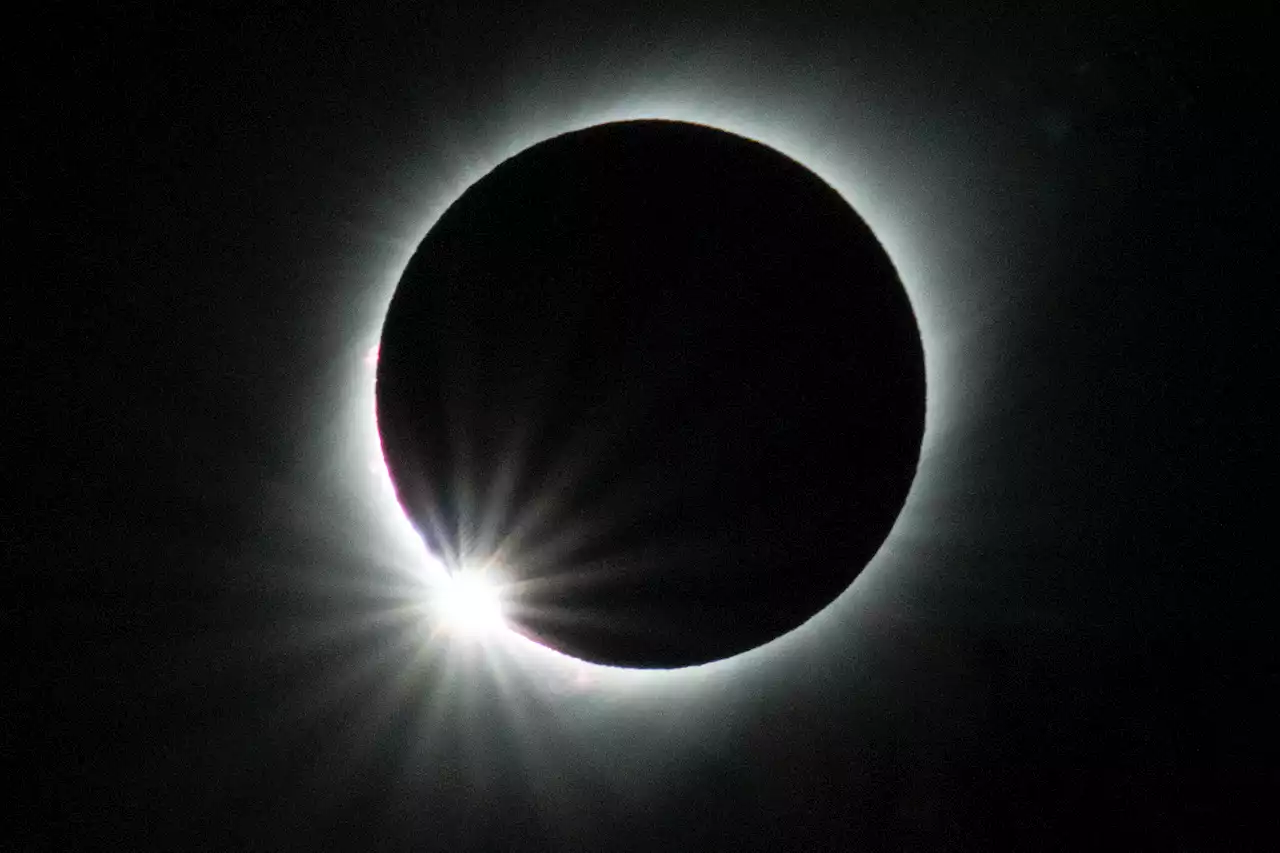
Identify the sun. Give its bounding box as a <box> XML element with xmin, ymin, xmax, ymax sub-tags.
<box><xmin>353</xmin><ymin>86</ymin><xmax>953</xmax><ymax>679</ymax></box>
<box><xmin>433</xmin><ymin>566</ymin><xmax>510</xmax><ymax>638</ymax></box>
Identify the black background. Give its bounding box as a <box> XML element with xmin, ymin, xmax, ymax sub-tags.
<box><xmin>16</xmin><ymin>3</ymin><xmax>1267</xmax><ymax>850</ymax></box>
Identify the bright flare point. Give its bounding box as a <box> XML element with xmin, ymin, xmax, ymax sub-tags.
<box><xmin>434</xmin><ymin>568</ymin><xmax>509</xmax><ymax>637</ymax></box>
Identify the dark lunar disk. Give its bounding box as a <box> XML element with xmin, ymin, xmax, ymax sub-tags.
<box><xmin>376</xmin><ymin>120</ymin><xmax>925</xmax><ymax>668</ymax></box>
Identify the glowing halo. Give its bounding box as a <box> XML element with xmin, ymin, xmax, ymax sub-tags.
<box><xmin>341</xmin><ymin>83</ymin><xmax>971</xmax><ymax>691</ymax></box>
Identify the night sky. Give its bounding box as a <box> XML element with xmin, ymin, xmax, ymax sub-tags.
<box><xmin>18</xmin><ymin>3</ymin><xmax>1266</xmax><ymax>850</ymax></box>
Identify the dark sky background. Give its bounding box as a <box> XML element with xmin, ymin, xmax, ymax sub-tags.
<box><xmin>18</xmin><ymin>3</ymin><xmax>1266</xmax><ymax>850</ymax></box>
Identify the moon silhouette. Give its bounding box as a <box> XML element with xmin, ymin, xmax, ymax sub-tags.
<box><xmin>376</xmin><ymin>119</ymin><xmax>925</xmax><ymax>668</ymax></box>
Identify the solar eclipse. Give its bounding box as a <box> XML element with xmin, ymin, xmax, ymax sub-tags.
<box><xmin>375</xmin><ymin>120</ymin><xmax>924</xmax><ymax>668</ymax></box>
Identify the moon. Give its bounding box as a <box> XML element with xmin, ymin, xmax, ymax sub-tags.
<box><xmin>376</xmin><ymin>119</ymin><xmax>925</xmax><ymax>668</ymax></box>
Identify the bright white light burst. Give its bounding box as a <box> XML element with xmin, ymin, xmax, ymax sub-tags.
<box><xmin>434</xmin><ymin>568</ymin><xmax>510</xmax><ymax>638</ymax></box>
